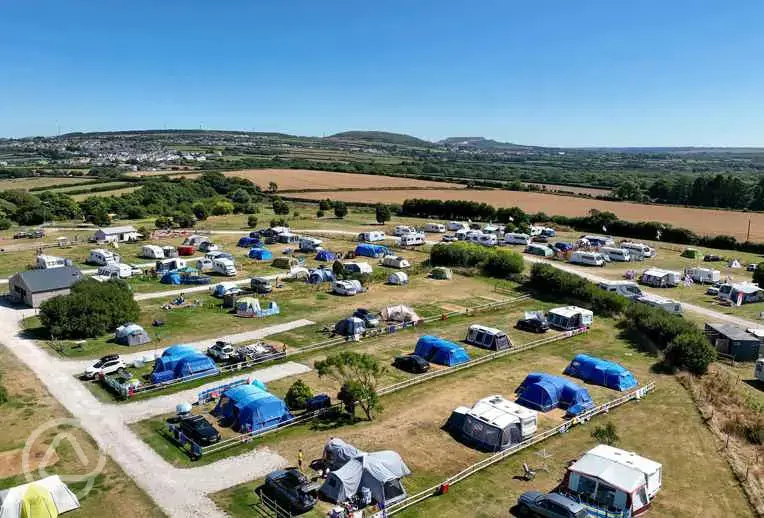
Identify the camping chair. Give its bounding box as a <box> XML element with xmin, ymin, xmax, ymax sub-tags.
<box><xmin>521</xmin><ymin>463</ymin><xmax>536</xmax><ymax>481</ymax></box>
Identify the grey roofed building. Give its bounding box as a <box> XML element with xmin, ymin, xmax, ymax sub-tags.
<box><xmin>704</xmin><ymin>322</ymin><xmax>762</xmax><ymax>362</ymax></box>
<box><xmin>93</xmin><ymin>225</ymin><xmax>140</xmax><ymax>243</ymax></box>
<box><xmin>8</xmin><ymin>267</ymin><xmax>83</xmax><ymax>308</ymax></box>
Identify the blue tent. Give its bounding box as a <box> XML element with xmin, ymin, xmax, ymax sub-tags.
<box><xmin>315</xmin><ymin>250</ymin><xmax>336</xmax><ymax>262</ymax></box>
<box><xmin>213</xmin><ymin>384</ymin><xmax>293</xmax><ymax>432</ymax></box>
<box><xmin>248</xmin><ymin>247</ymin><xmax>273</xmax><ymax>260</ymax></box>
<box><xmin>238</xmin><ymin>236</ymin><xmax>261</xmax><ymax>248</ymax></box>
<box><xmin>515</xmin><ymin>373</ymin><xmax>594</xmax><ymax>416</ymax></box>
<box><xmin>160</xmin><ymin>270</ymin><xmax>181</xmax><ymax>285</ymax></box>
<box><xmin>414</xmin><ymin>335</ymin><xmax>470</xmax><ymax>366</ymax></box>
<box><xmin>154</xmin><ymin>345</ymin><xmax>198</xmax><ymax>371</ymax></box>
<box><xmin>354</xmin><ymin>243</ymin><xmax>389</xmax><ymax>258</ymax></box>
<box><xmin>563</xmin><ymin>354</ymin><xmax>637</xmax><ymax>391</ymax></box>
<box><xmin>308</xmin><ymin>268</ymin><xmax>335</xmax><ymax>284</ymax></box>
<box><xmin>151</xmin><ymin>345</ymin><xmax>218</xmax><ymax>383</ymax></box>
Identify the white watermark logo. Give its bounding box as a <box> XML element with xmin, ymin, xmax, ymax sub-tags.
<box><xmin>22</xmin><ymin>418</ymin><xmax>107</xmax><ymax>499</ymax></box>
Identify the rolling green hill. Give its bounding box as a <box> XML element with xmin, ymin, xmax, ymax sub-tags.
<box><xmin>327</xmin><ymin>130</ymin><xmax>434</xmax><ymax>147</ymax></box>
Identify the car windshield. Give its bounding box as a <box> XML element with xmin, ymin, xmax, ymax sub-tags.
<box><xmin>92</xmin><ymin>360</ymin><xmax>105</xmax><ymax>368</ymax></box>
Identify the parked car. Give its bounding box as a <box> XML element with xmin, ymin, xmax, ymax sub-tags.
<box><xmin>353</xmin><ymin>308</ymin><xmax>380</xmax><ymax>328</ymax></box>
<box><xmin>553</xmin><ymin>242</ymin><xmax>573</xmax><ymax>252</ymax></box>
<box><xmin>442</xmin><ymin>235</ymin><xmax>458</xmax><ymax>243</ymax></box>
<box><xmin>178</xmin><ymin>415</ymin><xmax>221</xmax><ymax>446</ymax></box>
<box><xmin>259</xmin><ymin>468</ymin><xmax>316</xmax><ymax>514</ymax></box>
<box><xmin>251</xmin><ymin>276</ymin><xmax>273</xmax><ymax>294</ymax></box>
<box><xmin>515</xmin><ymin>491</ymin><xmax>587</xmax><ymax>518</ymax></box>
<box><xmin>531</xmin><ymin>235</ymin><xmax>549</xmax><ymax>243</ymax></box>
<box><xmin>393</xmin><ymin>354</ymin><xmax>430</xmax><ymax>373</ymax></box>
<box><xmin>704</xmin><ymin>254</ymin><xmax>723</xmax><ymax>262</ymax></box>
<box><xmin>84</xmin><ymin>354</ymin><xmax>126</xmax><ymax>379</ymax></box>
<box><xmin>516</xmin><ymin>318</ymin><xmax>549</xmax><ymax>333</ymax></box>
<box><xmin>706</xmin><ymin>286</ymin><xmax>720</xmax><ymax>296</ymax></box>
<box><xmin>207</xmin><ymin>341</ymin><xmax>236</xmax><ymax>362</ymax></box>
<box><xmin>747</xmin><ymin>263</ymin><xmax>758</xmax><ymax>272</ymax></box>
<box><xmin>13</xmin><ymin>231</ymin><xmax>30</xmax><ymax>239</ymax></box>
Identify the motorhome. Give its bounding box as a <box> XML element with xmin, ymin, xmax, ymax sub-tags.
<box><xmin>183</xmin><ymin>235</ymin><xmax>210</xmax><ymax>247</ymax></box>
<box><xmin>343</xmin><ymin>262</ymin><xmax>373</xmax><ymax>275</ymax></box>
<box><xmin>635</xmin><ymin>294</ymin><xmax>683</xmax><ymax>314</ymax></box>
<box><xmin>213</xmin><ymin>258</ymin><xmax>237</xmax><ymax>276</ymax></box>
<box><xmin>465</xmin><ymin>230</ymin><xmax>484</xmax><ymax>242</ymax></box>
<box><xmin>447</xmin><ymin>221</ymin><xmax>469</xmax><ymax>231</ymax></box>
<box><xmin>504</xmin><ymin>233</ymin><xmax>531</xmax><ymax>245</ymax></box>
<box><xmin>400</xmin><ymin>233</ymin><xmax>426</xmax><ymax>246</ymax></box>
<box><xmin>569</xmin><ymin>251</ymin><xmax>606</xmax><ymax>267</ymax></box>
<box><xmin>298</xmin><ymin>237</ymin><xmax>323</xmax><ymax>252</ymax></box>
<box><xmin>686</xmin><ymin>267</ymin><xmax>721</xmax><ymax>284</ymax></box>
<box><xmin>455</xmin><ymin>228</ymin><xmax>470</xmax><ymax>241</ymax></box>
<box><xmin>381</xmin><ymin>255</ymin><xmax>410</xmax><ymax>269</ymax></box>
<box><xmin>524</xmin><ymin>244</ymin><xmax>553</xmax><ymax>257</ymax></box>
<box><xmin>482</xmin><ymin>224</ymin><xmax>503</xmax><ymax>235</ymax></box>
<box><xmin>621</xmin><ymin>242</ymin><xmax>655</xmax><ymax>259</ymax></box>
<box><xmin>140</xmin><ymin>245</ymin><xmax>165</xmax><ymax>259</ymax></box>
<box><xmin>597</xmin><ymin>281</ymin><xmax>643</xmax><ymax>299</ymax></box>
<box><xmin>87</xmin><ymin>249</ymin><xmax>120</xmax><ymax>266</ymax></box>
<box><xmin>393</xmin><ymin>225</ymin><xmax>416</xmax><ymax>237</ymax></box>
<box><xmin>478</xmin><ymin>234</ymin><xmax>498</xmax><ymax>247</ymax></box>
<box><xmin>423</xmin><ymin>222</ymin><xmax>446</xmax><ymax>233</ymax></box>
<box><xmin>600</xmin><ymin>246</ymin><xmax>631</xmax><ymax>262</ymax></box>
<box><xmin>35</xmin><ymin>255</ymin><xmax>69</xmax><ymax>269</ymax></box>
<box><xmin>358</xmin><ymin>231</ymin><xmax>386</xmax><ymax>242</ymax></box>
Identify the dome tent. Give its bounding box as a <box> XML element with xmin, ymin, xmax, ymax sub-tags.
<box><xmin>114</xmin><ymin>323</ymin><xmax>151</xmax><ymax>346</ymax></box>
<box><xmin>0</xmin><ymin>475</ymin><xmax>80</xmax><ymax>518</ymax></box>
<box><xmin>354</xmin><ymin>243</ymin><xmax>389</xmax><ymax>258</ymax></box>
<box><xmin>315</xmin><ymin>250</ymin><xmax>336</xmax><ymax>262</ymax></box>
<box><xmin>212</xmin><ymin>384</ymin><xmax>292</xmax><ymax>433</ymax></box>
<box><xmin>248</xmin><ymin>247</ymin><xmax>273</xmax><ymax>260</ymax></box>
<box><xmin>515</xmin><ymin>373</ymin><xmax>594</xmax><ymax>416</ymax></box>
<box><xmin>414</xmin><ymin>335</ymin><xmax>470</xmax><ymax>366</ymax></box>
<box><xmin>150</xmin><ymin>345</ymin><xmax>218</xmax><ymax>383</ymax></box>
<box><xmin>387</xmin><ymin>271</ymin><xmax>408</xmax><ymax>285</ymax></box>
<box><xmin>308</xmin><ymin>268</ymin><xmax>335</xmax><ymax>284</ymax></box>
<box><xmin>320</xmin><ymin>450</ymin><xmax>411</xmax><ymax>506</ymax></box>
<box><xmin>563</xmin><ymin>354</ymin><xmax>637</xmax><ymax>391</ymax></box>
<box><xmin>235</xmin><ymin>297</ymin><xmax>280</xmax><ymax>317</ymax></box>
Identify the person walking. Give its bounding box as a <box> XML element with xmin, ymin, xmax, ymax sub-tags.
<box><xmin>297</xmin><ymin>449</ymin><xmax>304</xmax><ymax>472</ymax></box>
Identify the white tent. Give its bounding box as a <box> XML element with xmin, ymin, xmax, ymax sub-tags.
<box><xmin>0</xmin><ymin>475</ymin><xmax>80</xmax><ymax>518</ymax></box>
<box><xmin>387</xmin><ymin>271</ymin><xmax>408</xmax><ymax>285</ymax></box>
<box><xmin>380</xmin><ymin>305</ymin><xmax>420</xmax><ymax>323</ymax></box>
<box><xmin>320</xmin><ymin>451</ymin><xmax>411</xmax><ymax>506</ymax></box>
<box><xmin>729</xmin><ymin>259</ymin><xmax>742</xmax><ymax>269</ymax></box>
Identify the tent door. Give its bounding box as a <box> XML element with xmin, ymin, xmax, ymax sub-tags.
<box><xmin>382</xmin><ymin>479</ymin><xmax>405</xmax><ymax>503</ymax></box>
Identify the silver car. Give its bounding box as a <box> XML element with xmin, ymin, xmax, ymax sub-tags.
<box><xmin>515</xmin><ymin>491</ymin><xmax>587</xmax><ymax>518</ymax></box>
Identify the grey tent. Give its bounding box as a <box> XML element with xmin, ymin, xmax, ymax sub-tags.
<box><xmin>115</xmin><ymin>323</ymin><xmax>151</xmax><ymax>346</ymax></box>
<box><xmin>320</xmin><ymin>451</ymin><xmax>411</xmax><ymax>506</ymax></box>
<box><xmin>380</xmin><ymin>305</ymin><xmax>420</xmax><ymax>323</ymax></box>
<box><xmin>334</xmin><ymin>317</ymin><xmax>366</xmax><ymax>338</ymax></box>
<box><xmin>323</xmin><ymin>438</ymin><xmax>364</xmax><ymax>470</ymax></box>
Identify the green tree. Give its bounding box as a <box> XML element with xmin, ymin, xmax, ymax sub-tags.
<box><xmin>591</xmin><ymin>422</ymin><xmax>619</xmax><ymax>445</ymax></box>
<box><xmin>247</xmin><ymin>214</ymin><xmax>259</xmax><ymax>228</ymax></box>
<box><xmin>375</xmin><ymin>204</ymin><xmax>391</xmax><ymax>224</ymax></box>
<box><xmin>192</xmin><ymin>202</ymin><xmax>209</xmax><ymax>221</ymax></box>
<box><xmin>230</xmin><ymin>188</ymin><xmax>251</xmax><ymax>205</ymax></box>
<box><xmin>333</xmin><ymin>201</ymin><xmax>348</xmax><ymax>219</ymax></box>
<box><xmin>154</xmin><ymin>216</ymin><xmax>173</xmax><ymax>229</ymax></box>
<box><xmin>272</xmin><ymin>198</ymin><xmax>290</xmax><ymax>215</ymax></box>
<box><xmin>0</xmin><ymin>217</ymin><xmax>10</xmax><ymax>230</ymax></box>
<box><xmin>665</xmin><ymin>331</ymin><xmax>717</xmax><ymax>375</ymax></box>
<box><xmin>319</xmin><ymin>199</ymin><xmax>332</xmax><ymax>211</ymax></box>
<box><xmin>316</xmin><ymin>209</ymin><xmax>325</xmax><ymax>219</ymax></box>
<box><xmin>315</xmin><ymin>351</ymin><xmax>385</xmax><ymax>420</ymax></box>
<box><xmin>285</xmin><ymin>379</ymin><xmax>313</xmax><ymax>410</ymax></box>
<box><xmin>172</xmin><ymin>213</ymin><xmax>195</xmax><ymax>228</ymax></box>
<box><xmin>211</xmin><ymin>200</ymin><xmax>234</xmax><ymax>215</ymax></box>
<box><xmin>268</xmin><ymin>181</ymin><xmax>278</xmax><ymax>193</ymax></box>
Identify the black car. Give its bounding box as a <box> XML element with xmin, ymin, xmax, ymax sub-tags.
<box><xmin>178</xmin><ymin>415</ymin><xmax>221</xmax><ymax>446</ymax></box>
<box><xmin>531</xmin><ymin>235</ymin><xmax>549</xmax><ymax>243</ymax></box>
<box><xmin>704</xmin><ymin>254</ymin><xmax>723</xmax><ymax>262</ymax></box>
<box><xmin>260</xmin><ymin>468</ymin><xmax>316</xmax><ymax>514</ymax></box>
<box><xmin>516</xmin><ymin>318</ymin><xmax>549</xmax><ymax>333</ymax></box>
<box><xmin>393</xmin><ymin>354</ymin><xmax>430</xmax><ymax>373</ymax></box>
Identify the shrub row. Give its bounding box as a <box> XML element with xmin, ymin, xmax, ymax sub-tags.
<box><xmin>529</xmin><ymin>263</ymin><xmax>627</xmax><ymax>317</ymax></box>
<box><xmin>431</xmin><ymin>242</ymin><xmax>524</xmax><ymax>279</ymax></box>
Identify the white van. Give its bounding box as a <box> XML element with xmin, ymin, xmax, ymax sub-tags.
<box><xmin>87</xmin><ymin>249</ymin><xmax>120</xmax><ymax>266</ymax></box>
<box><xmin>478</xmin><ymin>234</ymin><xmax>498</xmax><ymax>247</ymax></box>
<box><xmin>381</xmin><ymin>255</ymin><xmax>410</xmax><ymax>269</ymax></box>
<box><xmin>447</xmin><ymin>221</ymin><xmax>469</xmax><ymax>231</ymax></box>
<box><xmin>358</xmin><ymin>231</ymin><xmax>386</xmax><ymax>242</ymax></box>
<box><xmin>400</xmin><ymin>233</ymin><xmax>425</xmax><ymax>246</ymax></box>
<box><xmin>570</xmin><ymin>251</ymin><xmax>606</xmax><ymax>267</ymax></box>
<box><xmin>621</xmin><ymin>242</ymin><xmax>655</xmax><ymax>259</ymax></box>
<box><xmin>600</xmin><ymin>247</ymin><xmax>631</xmax><ymax>262</ymax></box>
<box><xmin>140</xmin><ymin>245</ymin><xmax>165</xmax><ymax>259</ymax></box>
<box><xmin>213</xmin><ymin>257</ymin><xmax>237</xmax><ymax>276</ymax></box>
<box><xmin>635</xmin><ymin>294</ymin><xmax>683</xmax><ymax>314</ymax></box>
<box><xmin>343</xmin><ymin>261</ymin><xmax>373</xmax><ymax>275</ymax></box>
<box><xmin>423</xmin><ymin>223</ymin><xmax>446</xmax><ymax>233</ymax></box>
<box><xmin>504</xmin><ymin>233</ymin><xmax>531</xmax><ymax>245</ymax></box>
<box><xmin>598</xmin><ymin>281</ymin><xmax>643</xmax><ymax>299</ymax></box>
<box><xmin>393</xmin><ymin>225</ymin><xmax>416</xmax><ymax>237</ymax></box>
<box><xmin>35</xmin><ymin>255</ymin><xmax>69</xmax><ymax>269</ymax></box>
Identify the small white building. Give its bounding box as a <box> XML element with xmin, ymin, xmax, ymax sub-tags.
<box><xmin>93</xmin><ymin>225</ymin><xmax>140</xmax><ymax>243</ymax></box>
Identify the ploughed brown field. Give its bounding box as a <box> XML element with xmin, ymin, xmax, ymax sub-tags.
<box><xmin>221</xmin><ymin>168</ymin><xmax>463</xmax><ymax>190</ymax></box>
<box><xmin>292</xmin><ymin>188</ymin><xmax>764</xmax><ymax>241</ymax></box>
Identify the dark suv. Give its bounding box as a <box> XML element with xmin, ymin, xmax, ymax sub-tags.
<box><xmin>260</xmin><ymin>468</ymin><xmax>316</xmax><ymax>514</ymax></box>
<box><xmin>516</xmin><ymin>318</ymin><xmax>550</xmax><ymax>333</ymax></box>
<box><xmin>393</xmin><ymin>354</ymin><xmax>430</xmax><ymax>373</ymax></box>
<box><xmin>178</xmin><ymin>415</ymin><xmax>221</xmax><ymax>446</ymax></box>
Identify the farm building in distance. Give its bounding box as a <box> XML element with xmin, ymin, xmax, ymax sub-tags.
<box><xmin>8</xmin><ymin>267</ymin><xmax>83</xmax><ymax>308</ymax></box>
<box><xmin>93</xmin><ymin>225</ymin><xmax>140</xmax><ymax>243</ymax></box>
<box><xmin>704</xmin><ymin>322</ymin><xmax>762</xmax><ymax>361</ymax></box>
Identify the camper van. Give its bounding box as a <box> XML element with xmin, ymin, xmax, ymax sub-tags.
<box><xmin>343</xmin><ymin>262</ymin><xmax>373</xmax><ymax>275</ymax></box>
<box><xmin>423</xmin><ymin>223</ymin><xmax>446</xmax><ymax>233</ymax></box>
<box><xmin>381</xmin><ymin>256</ymin><xmax>410</xmax><ymax>269</ymax></box>
<box><xmin>358</xmin><ymin>231</ymin><xmax>386</xmax><ymax>243</ymax></box>
<box><xmin>393</xmin><ymin>225</ymin><xmax>416</xmax><ymax>237</ymax></box>
<box><xmin>525</xmin><ymin>244</ymin><xmax>553</xmax><ymax>257</ymax></box>
<box><xmin>399</xmin><ymin>233</ymin><xmax>425</xmax><ymax>246</ymax></box>
<box><xmin>140</xmin><ymin>245</ymin><xmax>165</xmax><ymax>259</ymax></box>
<box><xmin>547</xmin><ymin>306</ymin><xmax>594</xmax><ymax>330</ymax></box>
<box><xmin>569</xmin><ymin>251</ymin><xmax>606</xmax><ymax>267</ymax></box>
<box><xmin>212</xmin><ymin>258</ymin><xmax>237</xmax><ymax>276</ymax></box>
<box><xmin>87</xmin><ymin>249</ymin><xmax>120</xmax><ymax>266</ymax></box>
<box><xmin>621</xmin><ymin>242</ymin><xmax>655</xmax><ymax>259</ymax></box>
<box><xmin>504</xmin><ymin>233</ymin><xmax>531</xmax><ymax>245</ymax></box>
<box><xmin>298</xmin><ymin>237</ymin><xmax>323</xmax><ymax>252</ymax></box>
<box><xmin>600</xmin><ymin>247</ymin><xmax>631</xmax><ymax>262</ymax></box>
<box><xmin>447</xmin><ymin>221</ymin><xmax>469</xmax><ymax>231</ymax></box>
<box><xmin>97</xmin><ymin>263</ymin><xmax>133</xmax><ymax>279</ymax></box>
<box><xmin>635</xmin><ymin>294</ymin><xmax>683</xmax><ymax>314</ymax></box>
<box><xmin>686</xmin><ymin>267</ymin><xmax>721</xmax><ymax>284</ymax></box>
<box><xmin>478</xmin><ymin>234</ymin><xmax>498</xmax><ymax>247</ymax></box>
<box><xmin>598</xmin><ymin>281</ymin><xmax>643</xmax><ymax>299</ymax></box>
<box><xmin>35</xmin><ymin>255</ymin><xmax>69</xmax><ymax>269</ymax></box>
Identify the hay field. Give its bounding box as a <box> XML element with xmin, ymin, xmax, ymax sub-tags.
<box><xmin>70</xmin><ymin>186</ymin><xmax>141</xmax><ymax>200</ymax></box>
<box><xmin>221</xmin><ymin>169</ymin><xmax>463</xmax><ymax>191</ymax></box>
<box><xmin>0</xmin><ymin>176</ymin><xmax>95</xmax><ymax>190</ymax></box>
<box><xmin>524</xmin><ymin>182</ymin><xmax>611</xmax><ymax>196</ymax></box>
<box><xmin>293</xmin><ymin>189</ymin><xmax>764</xmax><ymax>241</ymax></box>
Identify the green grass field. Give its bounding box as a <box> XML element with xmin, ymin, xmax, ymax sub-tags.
<box><xmin>0</xmin><ymin>176</ymin><xmax>96</xmax><ymax>191</ymax></box>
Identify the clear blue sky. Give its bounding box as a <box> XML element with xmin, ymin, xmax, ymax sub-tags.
<box><xmin>1</xmin><ymin>0</ymin><xmax>763</xmax><ymax>146</ymax></box>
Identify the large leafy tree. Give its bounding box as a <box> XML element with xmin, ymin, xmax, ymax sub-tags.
<box><xmin>315</xmin><ymin>351</ymin><xmax>384</xmax><ymax>420</ymax></box>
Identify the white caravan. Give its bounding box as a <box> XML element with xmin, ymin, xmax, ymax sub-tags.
<box><xmin>447</xmin><ymin>221</ymin><xmax>469</xmax><ymax>231</ymax></box>
<box><xmin>87</xmin><ymin>249</ymin><xmax>120</xmax><ymax>266</ymax></box>
<box><xmin>393</xmin><ymin>225</ymin><xmax>416</xmax><ymax>237</ymax></box>
<box><xmin>686</xmin><ymin>267</ymin><xmax>721</xmax><ymax>284</ymax></box>
<box><xmin>381</xmin><ymin>255</ymin><xmax>410</xmax><ymax>269</ymax></box>
<box><xmin>332</xmin><ymin>279</ymin><xmax>364</xmax><ymax>296</ymax></box>
<box><xmin>298</xmin><ymin>237</ymin><xmax>323</xmax><ymax>252</ymax></box>
<box><xmin>35</xmin><ymin>255</ymin><xmax>69</xmax><ymax>269</ymax></box>
<box><xmin>423</xmin><ymin>222</ymin><xmax>446</xmax><ymax>233</ymax></box>
<box><xmin>478</xmin><ymin>234</ymin><xmax>498</xmax><ymax>247</ymax></box>
<box><xmin>635</xmin><ymin>294</ymin><xmax>683</xmax><ymax>314</ymax></box>
<box><xmin>97</xmin><ymin>263</ymin><xmax>133</xmax><ymax>279</ymax></box>
<box><xmin>621</xmin><ymin>242</ymin><xmax>655</xmax><ymax>259</ymax></box>
<box><xmin>343</xmin><ymin>261</ymin><xmax>373</xmax><ymax>275</ymax></box>
<box><xmin>504</xmin><ymin>233</ymin><xmax>531</xmax><ymax>245</ymax></box>
<box><xmin>600</xmin><ymin>247</ymin><xmax>631</xmax><ymax>262</ymax></box>
<box><xmin>140</xmin><ymin>245</ymin><xmax>165</xmax><ymax>259</ymax></box>
<box><xmin>358</xmin><ymin>231</ymin><xmax>386</xmax><ymax>242</ymax></box>
<box><xmin>212</xmin><ymin>257</ymin><xmax>237</xmax><ymax>276</ymax></box>
<box><xmin>755</xmin><ymin>359</ymin><xmax>764</xmax><ymax>383</ymax></box>
<box><xmin>399</xmin><ymin>233</ymin><xmax>426</xmax><ymax>246</ymax></box>
<box><xmin>569</xmin><ymin>251</ymin><xmax>606</xmax><ymax>267</ymax></box>
<box><xmin>598</xmin><ymin>281</ymin><xmax>643</xmax><ymax>299</ymax></box>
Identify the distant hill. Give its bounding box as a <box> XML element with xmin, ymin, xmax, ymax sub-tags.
<box><xmin>327</xmin><ymin>131</ymin><xmax>434</xmax><ymax>147</ymax></box>
<box><xmin>439</xmin><ymin>136</ymin><xmax>538</xmax><ymax>151</ymax></box>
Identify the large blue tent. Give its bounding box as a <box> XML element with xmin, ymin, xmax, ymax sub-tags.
<box><xmin>151</xmin><ymin>345</ymin><xmax>218</xmax><ymax>383</ymax></box>
<box><xmin>563</xmin><ymin>354</ymin><xmax>637</xmax><ymax>391</ymax></box>
<box><xmin>238</xmin><ymin>236</ymin><xmax>261</xmax><ymax>248</ymax></box>
<box><xmin>414</xmin><ymin>335</ymin><xmax>470</xmax><ymax>366</ymax></box>
<box><xmin>213</xmin><ymin>384</ymin><xmax>293</xmax><ymax>432</ymax></box>
<box><xmin>315</xmin><ymin>250</ymin><xmax>336</xmax><ymax>262</ymax></box>
<box><xmin>515</xmin><ymin>373</ymin><xmax>594</xmax><ymax>416</ymax></box>
<box><xmin>248</xmin><ymin>248</ymin><xmax>273</xmax><ymax>260</ymax></box>
<box><xmin>355</xmin><ymin>243</ymin><xmax>389</xmax><ymax>258</ymax></box>
<box><xmin>160</xmin><ymin>270</ymin><xmax>181</xmax><ymax>284</ymax></box>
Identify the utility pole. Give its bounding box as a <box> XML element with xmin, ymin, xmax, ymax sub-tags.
<box><xmin>747</xmin><ymin>218</ymin><xmax>751</xmax><ymax>243</ymax></box>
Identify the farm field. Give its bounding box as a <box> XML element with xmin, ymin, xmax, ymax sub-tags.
<box><xmin>0</xmin><ymin>176</ymin><xmax>96</xmax><ymax>190</ymax></box>
<box><xmin>70</xmin><ymin>186</ymin><xmax>141</xmax><ymax>200</ymax></box>
<box><xmin>49</xmin><ymin>181</ymin><xmax>132</xmax><ymax>193</ymax></box>
<box><xmin>291</xmin><ymin>188</ymin><xmax>764</xmax><ymax>241</ymax></box>
<box><xmin>0</xmin><ymin>348</ymin><xmax>165</xmax><ymax>518</ymax></box>
<box><xmin>523</xmin><ymin>182</ymin><xmax>612</xmax><ymax>197</ymax></box>
<box><xmin>220</xmin><ymin>169</ymin><xmax>463</xmax><ymax>191</ymax></box>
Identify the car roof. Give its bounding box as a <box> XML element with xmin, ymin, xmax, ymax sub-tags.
<box><xmin>544</xmin><ymin>492</ymin><xmax>586</xmax><ymax>511</ymax></box>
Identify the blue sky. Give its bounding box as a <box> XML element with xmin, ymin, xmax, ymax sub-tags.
<box><xmin>1</xmin><ymin>0</ymin><xmax>763</xmax><ymax>146</ymax></box>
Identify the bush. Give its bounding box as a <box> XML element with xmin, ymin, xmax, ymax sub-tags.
<box><xmin>316</xmin><ymin>209</ymin><xmax>325</xmax><ymax>219</ymax></box>
<box><xmin>270</xmin><ymin>217</ymin><xmax>288</xmax><ymax>227</ymax></box>
<box><xmin>272</xmin><ymin>198</ymin><xmax>290</xmax><ymax>215</ymax></box>
<box><xmin>754</xmin><ymin>263</ymin><xmax>764</xmax><ymax>286</ymax></box>
<box><xmin>247</xmin><ymin>215</ymin><xmax>259</xmax><ymax>228</ymax></box>
<box><xmin>319</xmin><ymin>199</ymin><xmax>332</xmax><ymax>211</ymax></box>
<box><xmin>665</xmin><ymin>331</ymin><xmax>717</xmax><ymax>374</ymax></box>
<box><xmin>39</xmin><ymin>279</ymin><xmax>140</xmax><ymax>339</ymax></box>
<box><xmin>211</xmin><ymin>200</ymin><xmax>234</xmax><ymax>216</ymax></box>
<box><xmin>285</xmin><ymin>379</ymin><xmax>313</xmax><ymax>410</ymax></box>
<box><xmin>154</xmin><ymin>216</ymin><xmax>173</xmax><ymax>229</ymax></box>
<box><xmin>591</xmin><ymin>422</ymin><xmax>619</xmax><ymax>445</ymax></box>
<box><xmin>192</xmin><ymin>203</ymin><xmax>209</xmax><ymax>221</ymax></box>
<box><xmin>430</xmin><ymin>242</ymin><xmax>523</xmax><ymax>280</ymax></box>
<box><xmin>172</xmin><ymin>213</ymin><xmax>195</xmax><ymax>228</ymax></box>
<box><xmin>528</xmin><ymin>263</ymin><xmax>627</xmax><ymax>316</ymax></box>
<box><xmin>334</xmin><ymin>202</ymin><xmax>348</xmax><ymax>219</ymax></box>
<box><xmin>0</xmin><ymin>217</ymin><xmax>11</xmax><ymax>230</ymax></box>
<box><xmin>481</xmin><ymin>248</ymin><xmax>524</xmax><ymax>278</ymax></box>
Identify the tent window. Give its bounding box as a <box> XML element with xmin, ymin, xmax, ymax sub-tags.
<box><xmin>475</xmin><ymin>331</ymin><xmax>486</xmax><ymax>344</ymax></box>
<box><xmin>383</xmin><ymin>480</ymin><xmax>405</xmax><ymax>501</ymax></box>
<box><xmin>576</xmin><ymin>475</ymin><xmax>597</xmax><ymax>496</ymax></box>
<box><xmin>595</xmin><ymin>483</ymin><xmax>619</xmax><ymax>510</ymax></box>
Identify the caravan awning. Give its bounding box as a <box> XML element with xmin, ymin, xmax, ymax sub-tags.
<box><xmin>569</xmin><ymin>453</ymin><xmax>645</xmax><ymax>493</ymax></box>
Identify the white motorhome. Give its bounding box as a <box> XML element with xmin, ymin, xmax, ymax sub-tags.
<box><xmin>635</xmin><ymin>294</ymin><xmax>683</xmax><ymax>314</ymax></box>
<box><xmin>581</xmin><ymin>235</ymin><xmax>616</xmax><ymax>247</ymax></box>
<box><xmin>504</xmin><ymin>233</ymin><xmax>531</xmax><ymax>245</ymax></box>
<box><xmin>332</xmin><ymin>279</ymin><xmax>364</xmax><ymax>296</ymax></box>
<box><xmin>621</xmin><ymin>242</ymin><xmax>655</xmax><ymax>259</ymax></box>
<box><xmin>529</xmin><ymin>225</ymin><xmax>544</xmax><ymax>236</ymax></box>
<box><xmin>600</xmin><ymin>246</ymin><xmax>631</xmax><ymax>262</ymax></box>
<box><xmin>686</xmin><ymin>267</ymin><xmax>721</xmax><ymax>284</ymax></box>
<box><xmin>482</xmin><ymin>224</ymin><xmax>503</xmax><ymax>235</ymax></box>
<box><xmin>569</xmin><ymin>251</ymin><xmax>606</xmax><ymax>267</ymax></box>
<box><xmin>598</xmin><ymin>281</ymin><xmax>643</xmax><ymax>299</ymax></box>
<box><xmin>140</xmin><ymin>245</ymin><xmax>165</xmax><ymax>259</ymax></box>
<box><xmin>423</xmin><ymin>222</ymin><xmax>446</xmax><ymax>233</ymax></box>
<box><xmin>213</xmin><ymin>258</ymin><xmax>237</xmax><ymax>276</ymax></box>
<box><xmin>298</xmin><ymin>237</ymin><xmax>323</xmax><ymax>252</ymax></box>
<box><xmin>465</xmin><ymin>230</ymin><xmax>484</xmax><ymax>243</ymax></box>
<box><xmin>455</xmin><ymin>228</ymin><xmax>470</xmax><ymax>241</ymax></box>
<box><xmin>343</xmin><ymin>261</ymin><xmax>373</xmax><ymax>275</ymax></box>
<box><xmin>400</xmin><ymin>233</ymin><xmax>425</xmax><ymax>246</ymax></box>
<box><xmin>97</xmin><ymin>263</ymin><xmax>133</xmax><ymax>279</ymax></box>
<box><xmin>393</xmin><ymin>225</ymin><xmax>416</xmax><ymax>237</ymax></box>
<box><xmin>478</xmin><ymin>234</ymin><xmax>498</xmax><ymax>247</ymax></box>
<box><xmin>87</xmin><ymin>249</ymin><xmax>120</xmax><ymax>266</ymax></box>
<box><xmin>447</xmin><ymin>221</ymin><xmax>469</xmax><ymax>231</ymax></box>
<box><xmin>358</xmin><ymin>231</ymin><xmax>386</xmax><ymax>242</ymax></box>
<box><xmin>35</xmin><ymin>255</ymin><xmax>69</xmax><ymax>269</ymax></box>
<box><xmin>381</xmin><ymin>255</ymin><xmax>410</xmax><ymax>269</ymax></box>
